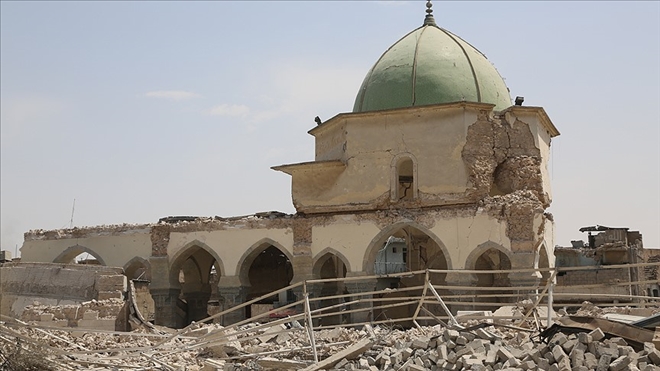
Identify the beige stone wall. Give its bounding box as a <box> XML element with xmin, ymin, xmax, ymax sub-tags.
<box><xmin>21</xmin><ymin>226</ymin><xmax>152</xmax><ymax>268</ymax></box>
<box><xmin>167</xmin><ymin>228</ymin><xmax>294</xmax><ymax>277</ymax></box>
<box><xmin>292</xmin><ymin>104</ymin><xmax>482</xmax><ymax>212</ymax></box>
<box><xmin>311</xmin><ymin>217</ymin><xmax>381</xmax><ymax>273</ymax></box>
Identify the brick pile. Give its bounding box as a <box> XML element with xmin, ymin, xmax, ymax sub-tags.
<box><xmin>1</xmin><ymin>317</ymin><xmax>659</xmax><ymax>370</ymax></box>
<box><xmin>299</xmin><ymin>326</ymin><xmax>660</xmax><ymax>371</ymax></box>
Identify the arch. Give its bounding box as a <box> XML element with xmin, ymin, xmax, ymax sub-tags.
<box><xmin>236</xmin><ymin>238</ymin><xmax>294</xmax><ymax>286</ymax></box>
<box><xmin>390</xmin><ymin>152</ymin><xmax>418</xmax><ymax>201</ymax></box>
<box><xmin>536</xmin><ymin>243</ymin><xmax>551</xmax><ymax>284</ymax></box>
<box><xmin>363</xmin><ymin>221</ymin><xmax>452</xmax><ymax>273</ymax></box>
<box><xmin>168</xmin><ymin>240</ymin><xmax>223</xmax><ymax>327</ymax></box>
<box><xmin>123</xmin><ymin>256</ymin><xmax>151</xmax><ymax>281</ymax></box>
<box><xmin>169</xmin><ymin>240</ymin><xmax>225</xmax><ymax>286</ymax></box>
<box><xmin>53</xmin><ymin>245</ymin><xmax>106</xmax><ymax>266</ymax></box>
<box><xmin>312</xmin><ymin>247</ymin><xmax>352</xmax><ymax>277</ymax></box>
<box><xmin>463</xmin><ymin>241</ymin><xmax>513</xmax><ymax>271</ymax></box>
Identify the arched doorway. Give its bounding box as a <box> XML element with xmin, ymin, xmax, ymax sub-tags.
<box><xmin>473</xmin><ymin>248</ymin><xmax>512</xmax><ymax>307</ymax></box>
<box><xmin>313</xmin><ymin>251</ymin><xmax>348</xmax><ymax>326</ymax></box>
<box><xmin>365</xmin><ymin>224</ymin><xmax>450</xmax><ymax>325</ymax></box>
<box><xmin>170</xmin><ymin>244</ymin><xmax>221</xmax><ymax>328</ymax></box>
<box><xmin>238</xmin><ymin>241</ymin><xmax>294</xmax><ymax>318</ymax></box>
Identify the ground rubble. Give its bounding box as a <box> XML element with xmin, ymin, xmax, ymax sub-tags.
<box><xmin>1</xmin><ymin>307</ymin><xmax>659</xmax><ymax>370</ymax></box>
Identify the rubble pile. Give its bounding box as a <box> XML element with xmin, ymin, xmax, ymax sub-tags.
<box><xmin>1</xmin><ymin>316</ymin><xmax>659</xmax><ymax>370</ymax></box>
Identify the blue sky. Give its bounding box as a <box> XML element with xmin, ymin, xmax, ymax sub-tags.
<box><xmin>1</xmin><ymin>1</ymin><xmax>659</xmax><ymax>253</ymax></box>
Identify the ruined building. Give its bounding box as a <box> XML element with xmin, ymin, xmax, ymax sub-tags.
<box><xmin>555</xmin><ymin>226</ymin><xmax>660</xmax><ymax>301</ymax></box>
<box><xmin>13</xmin><ymin>4</ymin><xmax>560</xmax><ymax>328</ymax></box>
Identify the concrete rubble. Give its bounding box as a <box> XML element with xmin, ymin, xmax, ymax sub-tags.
<box><xmin>1</xmin><ymin>308</ymin><xmax>659</xmax><ymax>370</ymax></box>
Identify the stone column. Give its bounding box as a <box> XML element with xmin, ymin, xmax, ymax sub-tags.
<box><xmin>344</xmin><ymin>276</ymin><xmax>377</xmax><ymax>325</ymax></box>
<box><xmin>217</xmin><ymin>285</ymin><xmax>247</xmax><ymax>326</ymax></box>
<box><xmin>508</xmin><ymin>252</ymin><xmax>542</xmax><ymax>302</ymax></box>
<box><xmin>150</xmin><ymin>288</ymin><xmax>181</xmax><ymax>328</ymax></box>
<box><xmin>182</xmin><ymin>290</ymin><xmax>211</xmax><ymax>324</ymax></box>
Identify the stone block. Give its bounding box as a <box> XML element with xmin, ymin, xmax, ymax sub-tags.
<box><xmin>497</xmin><ymin>347</ymin><xmax>515</xmax><ymax>362</ymax></box>
<box><xmin>412</xmin><ymin>338</ymin><xmax>430</xmax><ymax>350</ymax></box>
<box><xmin>467</xmin><ymin>339</ymin><xmax>486</xmax><ymax>354</ymax></box>
<box><xmin>40</xmin><ymin>313</ymin><xmax>54</xmax><ymax>321</ymax></box>
<box><xmin>609</xmin><ymin>355</ymin><xmax>631</xmax><ymax>371</ymax></box>
<box><xmin>402</xmin><ymin>348</ymin><xmax>413</xmax><ymax>361</ymax></box>
<box><xmin>551</xmin><ymin>333</ymin><xmax>568</xmax><ymax>346</ymax></box>
<box><xmin>556</xmin><ymin>356</ymin><xmax>571</xmax><ymax>371</ymax></box>
<box><xmin>444</xmin><ymin>329</ymin><xmax>459</xmax><ymax>341</ymax></box>
<box><xmin>589</xmin><ymin>328</ymin><xmax>605</xmax><ymax>342</ymax></box>
<box><xmin>358</xmin><ymin>358</ymin><xmax>370</xmax><ymax>369</ymax></box>
<box><xmin>552</xmin><ymin>345</ymin><xmax>567</xmax><ymax>363</ymax></box>
<box><xmin>609</xmin><ymin>337</ymin><xmax>628</xmax><ymax>346</ymax></box>
<box><xmin>648</xmin><ymin>348</ymin><xmax>660</xmax><ymax>365</ymax></box>
<box><xmin>571</xmin><ymin>348</ymin><xmax>585</xmax><ymax>367</ymax></box>
<box><xmin>596</xmin><ymin>354</ymin><xmax>612</xmax><ymax>371</ymax></box>
<box><xmin>578</xmin><ymin>332</ymin><xmax>593</xmax><ymax>344</ymax></box>
<box><xmin>334</xmin><ymin>358</ymin><xmax>349</xmax><ymax>369</ymax></box>
<box><xmin>437</xmin><ymin>344</ymin><xmax>448</xmax><ymax>360</ymax></box>
<box><xmin>584</xmin><ymin>353</ymin><xmax>598</xmax><ymax>370</ymax></box>
<box><xmin>596</xmin><ymin>343</ymin><xmax>620</xmax><ymax>359</ymax></box>
<box><xmin>485</xmin><ymin>349</ymin><xmax>497</xmax><ymax>365</ymax></box>
<box><xmin>561</xmin><ymin>339</ymin><xmax>577</xmax><ymax>353</ymax></box>
<box><xmin>520</xmin><ymin>360</ymin><xmax>536</xmax><ymax>370</ymax></box>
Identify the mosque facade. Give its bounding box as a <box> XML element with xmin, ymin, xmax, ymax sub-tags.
<box><xmin>19</xmin><ymin>4</ymin><xmax>559</xmax><ymax>328</ymax></box>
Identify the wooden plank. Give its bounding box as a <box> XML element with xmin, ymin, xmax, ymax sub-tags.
<box><xmin>300</xmin><ymin>338</ymin><xmax>373</xmax><ymax>371</ymax></box>
<box><xmin>258</xmin><ymin>357</ymin><xmax>308</xmax><ymax>370</ymax></box>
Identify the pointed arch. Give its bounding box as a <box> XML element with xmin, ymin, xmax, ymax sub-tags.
<box><xmin>169</xmin><ymin>239</ymin><xmax>225</xmax><ymax>286</ymax></box>
<box><xmin>363</xmin><ymin>220</ymin><xmax>452</xmax><ymax>274</ymax></box>
<box><xmin>312</xmin><ymin>247</ymin><xmax>351</xmax><ymax>278</ymax></box>
<box><xmin>390</xmin><ymin>152</ymin><xmax>418</xmax><ymax>201</ymax></box>
<box><xmin>236</xmin><ymin>238</ymin><xmax>293</xmax><ymax>286</ymax></box>
<box><xmin>123</xmin><ymin>256</ymin><xmax>151</xmax><ymax>281</ymax></box>
<box><xmin>464</xmin><ymin>241</ymin><xmax>513</xmax><ymax>270</ymax></box>
<box><xmin>53</xmin><ymin>245</ymin><xmax>106</xmax><ymax>266</ymax></box>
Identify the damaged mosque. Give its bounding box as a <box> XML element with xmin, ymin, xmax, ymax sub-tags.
<box><xmin>14</xmin><ymin>2</ymin><xmax>561</xmax><ymax>328</ymax></box>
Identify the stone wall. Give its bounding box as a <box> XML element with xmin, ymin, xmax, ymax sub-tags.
<box><xmin>555</xmin><ymin>268</ymin><xmax>631</xmax><ymax>302</ymax></box>
<box><xmin>0</xmin><ymin>262</ymin><xmax>126</xmax><ymax>318</ymax></box>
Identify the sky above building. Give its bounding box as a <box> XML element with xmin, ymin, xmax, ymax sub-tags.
<box><xmin>1</xmin><ymin>1</ymin><xmax>659</xmax><ymax>254</ymax></box>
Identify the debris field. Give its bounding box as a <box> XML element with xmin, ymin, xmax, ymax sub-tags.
<box><xmin>1</xmin><ymin>304</ymin><xmax>659</xmax><ymax>371</ymax></box>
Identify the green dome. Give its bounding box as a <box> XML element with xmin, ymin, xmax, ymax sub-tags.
<box><xmin>353</xmin><ymin>21</ymin><xmax>511</xmax><ymax>112</ymax></box>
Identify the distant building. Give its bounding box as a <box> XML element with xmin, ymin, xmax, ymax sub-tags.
<box><xmin>555</xmin><ymin>225</ymin><xmax>660</xmax><ymax>301</ymax></box>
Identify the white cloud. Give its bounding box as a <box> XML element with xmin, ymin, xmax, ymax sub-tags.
<box><xmin>145</xmin><ymin>90</ymin><xmax>201</xmax><ymax>100</ymax></box>
<box><xmin>204</xmin><ymin>104</ymin><xmax>250</xmax><ymax>118</ymax></box>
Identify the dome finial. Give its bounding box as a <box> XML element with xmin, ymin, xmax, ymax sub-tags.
<box><xmin>424</xmin><ymin>0</ymin><xmax>437</xmax><ymax>26</ymax></box>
